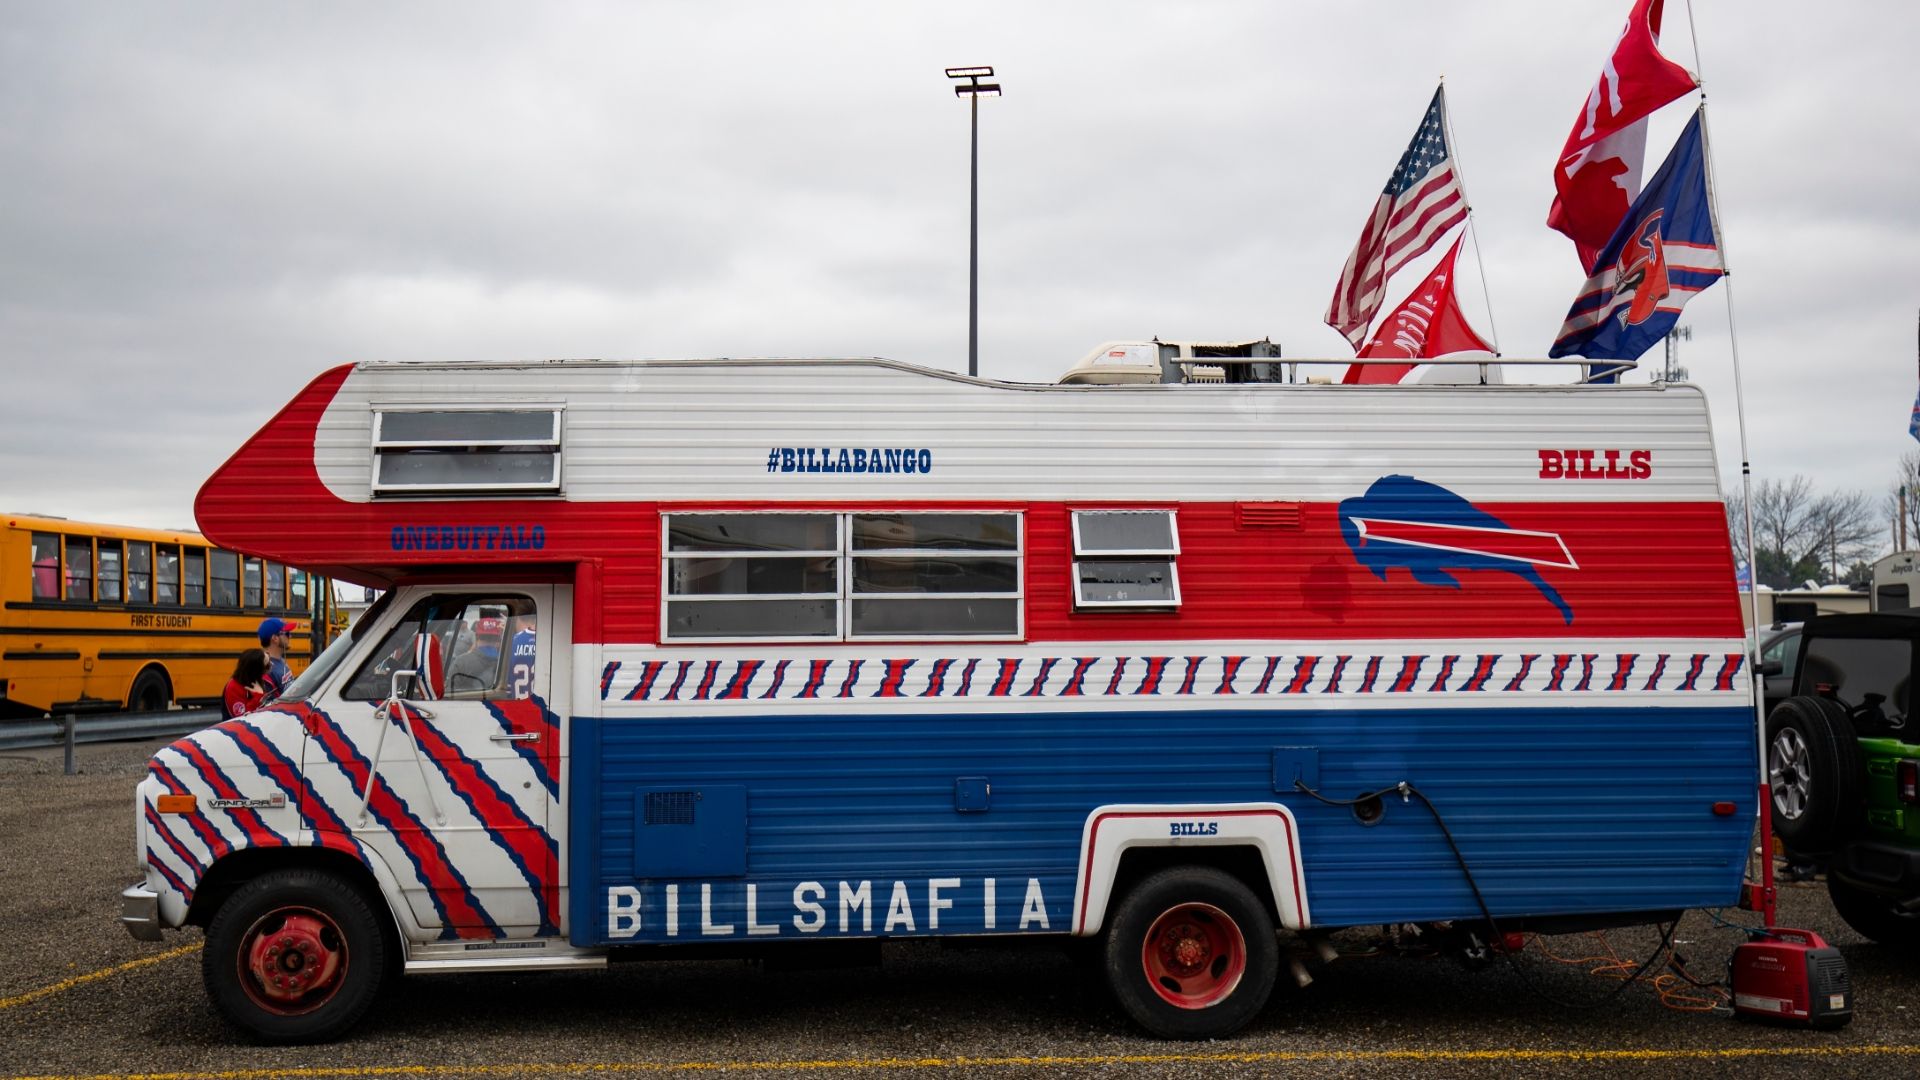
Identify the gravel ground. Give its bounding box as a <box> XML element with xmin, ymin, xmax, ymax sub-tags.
<box><xmin>2</xmin><ymin>736</ymin><xmax>1917</xmax><ymax>1079</ymax></box>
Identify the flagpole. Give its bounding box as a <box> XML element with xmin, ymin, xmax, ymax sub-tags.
<box><xmin>1436</xmin><ymin>78</ymin><xmax>1503</xmax><ymax>360</ymax></box>
<box><xmin>1693</xmin><ymin>89</ymin><xmax>1771</xmax><ymax>923</ymax></box>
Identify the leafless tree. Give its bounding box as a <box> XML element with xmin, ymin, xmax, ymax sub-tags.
<box><xmin>1886</xmin><ymin>449</ymin><xmax>1920</xmax><ymax>551</ymax></box>
<box><xmin>1726</xmin><ymin>476</ymin><xmax>1881</xmax><ymax>587</ymax></box>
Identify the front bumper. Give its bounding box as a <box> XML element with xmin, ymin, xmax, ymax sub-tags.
<box><xmin>120</xmin><ymin>883</ymin><xmax>163</xmax><ymax>942</ymax></box>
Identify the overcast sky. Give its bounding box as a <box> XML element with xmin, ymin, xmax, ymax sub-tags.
<box><xmin>3</xmin><ymin>1</ymin><xmax>1916</xmax><ymax>543</ymax></box>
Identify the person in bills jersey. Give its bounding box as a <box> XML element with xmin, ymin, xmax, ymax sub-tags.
<box><xmin>256</xmin><ymin>617</ymin><xmax>298</xmax><ymax>700</ymax></box>
<box><xmin>223</xmin><ymin>648</ymin><xmax>268</xmax><ymax>717</ymax></box>
<box><xmin>507</xmin><ymin>616</ymin><xmax>537</xmax><ymax>699</ymax></box>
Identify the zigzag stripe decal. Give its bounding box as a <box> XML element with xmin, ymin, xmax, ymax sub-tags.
<box><xmin>599</xmin><ymin>650</ymin><xmax>1751</xmax><ymax>703</ymax></box>
<box><xmin>149</xmin><ymin>761</ymin><xmax>233</xmax><ymax>861</ymax></box>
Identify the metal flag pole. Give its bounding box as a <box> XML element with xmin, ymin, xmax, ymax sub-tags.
<box><xmin>1436</xmin><ymin>78</ymin><xmax>1502</xmax><ymax>359</ymax></box>
<box><xmin>1684</xmin><ymin>0</ymin><xmax>1771</xmax><ymax>925</ymax></box>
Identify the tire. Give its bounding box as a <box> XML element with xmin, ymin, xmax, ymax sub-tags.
<box><xmin>1102</xmin><ymin>866</ymin><xmax>1278</xmax><ymax>1039</ymax></box>
<box><xmin>127</xmin><ymin>667</ymin><xmax>171</xmax><ymax>714</ymax></box>
<box><xmin>1828</xmin><ymin>875</ymin><xmax>1920</xmax><ymax>952</ymax></box>
<box><xmin>1766</xmin><ymin>696</ymin><xmax>1865</xmax><ymax>854</ymax></box>
<box><xmin>203</xmin><ymin>868</ymin><xmax>388</xmax><ymax>1044</ymax></box>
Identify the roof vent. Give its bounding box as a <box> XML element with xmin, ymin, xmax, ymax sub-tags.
<box><xmin>1058</xmin><ymin>341</ymin><xmax>1163</xmax><ymax>385</ymax></box>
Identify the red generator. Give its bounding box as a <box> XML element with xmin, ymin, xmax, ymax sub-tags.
<box><xmin>1729</xmin><ymin>928</ymin><xmax>1852</xmax><ymax>1029</ymax></box>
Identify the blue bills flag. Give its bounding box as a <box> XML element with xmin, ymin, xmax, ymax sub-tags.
<box><xmin>1910</xmin><ymin>388</ymin><xmax>1920</xmax><ymax>444</ymax></box>
<box><xmin>1550</xmin><ymin>108</ymin><xmax>1722</xmax><ymax>362</ymax></box>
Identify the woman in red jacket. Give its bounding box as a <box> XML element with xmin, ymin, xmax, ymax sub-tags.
<box><xmin>223</xmin><ymin>648</ymin><xmax>268</xmax><ymax>718</ymax></box>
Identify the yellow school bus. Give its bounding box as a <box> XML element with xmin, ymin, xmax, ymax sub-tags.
<box><xmin>0</xmin><ymin>512</ymin><xmax>336</xmax><ymax>718</ymax></box>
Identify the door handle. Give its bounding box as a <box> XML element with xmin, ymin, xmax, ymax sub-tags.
<box><xmin>490</xmin><ymin>732</ymin><xmax>540</xmax><ymax>743</ymax></box>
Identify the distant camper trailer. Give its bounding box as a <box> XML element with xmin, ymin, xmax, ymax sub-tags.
<box><xmin>1742</xmin><ymin>586</ymin><xmax>1871</xmax><ymax>631</ymax></box>
<box><xmin>1872</xmin><ymin>552</ymin><xmax>1919</xmax><ymax>612</ymax></box>
<box><xmin>121</xmin><ymin>347</ymin><xmax>1758</xmax><ymax>1043</ymax></box>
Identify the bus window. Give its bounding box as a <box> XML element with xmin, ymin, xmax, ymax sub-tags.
<box><xmin>209</xmin><ymin>550</ymin><xmax>238</xmax><ymax>608</ymax></box>
<box><xmin>127</xmin><ymin>542</ymin><xmax>152</xmax><ymax>604</ymax></box>
<box><xmin>64</xmin><ymin>536</ymin><xmax>93</xmax><ymax>602</ymax></box>
<box><xmin>266</xmin><ymin>562</ymin><xmax>286</xmax><ymax>610</ymax></box>
<box><xmin>31</xmin><ymin>533</ymin><xmax>60</xmax><ymax>600</ymax></box>
<box><xmin>183</xmin><ymin>548</ymin><xmax>206</xmax><ymax>606</ymax></box>
<box><xmin>290</xmin><ymin>569</ymin><xmax>309</xmax><ymax>611</ymax></box>
<box><xmin>243</xmin><ymin>557</ymin><xmax>263</xmax><ymax>608</ymax></box>
<box><xmin>155</xmin><ymin>545</ymin><xmax>179</xmax><ymax>604</ymax></box>
<box><xmin>98</xmin><ymin>540</ymin><xmax>124</xmax><ymax>603</ymax></box>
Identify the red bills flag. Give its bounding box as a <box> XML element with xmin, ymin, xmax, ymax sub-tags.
<box><xmin>1342</xmin><ymin>234</ymin><xmax>1492</xmax><ymax>385</ymax></box>
<box><xmin>1547</xmin><ymin>0</ymin><xmax>1697</xmax><ymax>271</ymax></box>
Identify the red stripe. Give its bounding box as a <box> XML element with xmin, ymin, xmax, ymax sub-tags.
<box><xmin>146</xmin><ymin>805</ymin><xmax>207</xmax><ymax>879</ymax></box>
<box><xmin>1388</xmin><ymin>656</ymin><xmax>1426</xmax><ymax>693</ymax></box>
<box><xmin>173</xmin><ymin>741</ymin><xmax>285</xmax><ymax>850</ymax></box>
<box><xmin>151</xmin><ymin>763</ymin><xmax>234</xmax><ymax>860</ymax></box>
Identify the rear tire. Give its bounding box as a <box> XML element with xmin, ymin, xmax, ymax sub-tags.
<box><xmin>1767</xmin><ymin>696</ymin><xmax>1864</xmax><ymax>853</ymax></box>
<box><xmin>127</xmin><ymin>667</ymin><xmax>171</xmax><ymax>713</ymax></box>
<box><xmin>203</xmin><ymin>868</ymin><xmax>387</xmax><ymax>1044</ymax></box>
<box><xmin>1103</xmin><ymin>866</ymin><xmax>1277</xmax><ymax>1039</ymax></box>
<box><xmin>1828</xmin><ymin>875</ymin><xmax>1920</xmax><ymax>952</ymax></box>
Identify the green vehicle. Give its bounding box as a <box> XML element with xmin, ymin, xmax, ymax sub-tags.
<box><xmin>1764</xmin><ymin>612</ymin><xmax>1920</xmax><ymax>948</ymax></box>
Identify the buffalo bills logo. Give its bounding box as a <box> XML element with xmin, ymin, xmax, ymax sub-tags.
<box><xmin>1338</xmin><ymin>476</ymin><xmax>1575</xmax><ymax>624</ymax></box>
<box><xmin>1613</xmin><ymin>209</ymin><xmax>1670</xmax><ymax>327</ymax></box>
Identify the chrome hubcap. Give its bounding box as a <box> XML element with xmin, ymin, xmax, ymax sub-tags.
<box><xmin>1770</xmin><ymin>728</ymin><xmax>1812</xmax><ymax>820</ymax></box>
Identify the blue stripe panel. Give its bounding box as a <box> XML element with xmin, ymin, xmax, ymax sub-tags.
<box><xmin>567</xmin><ymin>705</ymin><xmax>1754</xmax><ymax>946</ymax></box>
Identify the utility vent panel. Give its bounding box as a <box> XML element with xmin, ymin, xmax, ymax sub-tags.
<box><xmin>1237</xmin><ymin>502</ymin><xmax>1304</xmax><ymax>529</ymax></box>
<box><xmin>634</xmin><ymin>785</ymin><xmax>747</xmax><ymax>878</ymax></box>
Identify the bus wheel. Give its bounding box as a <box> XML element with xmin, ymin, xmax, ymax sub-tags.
<box><xmin>127</xmin><ymin>668</ymin><xmax>171</xmax><ymax>713</ymax></box>
<box><xmin>203</xmin><ymin>868</ymin><xmax>387</xmax><ymax>1044</ymax></box>
<box><xmin>1103</xmin><ymin>866</ymin><xmax>1277</xmax><ymax>1039</ymax></box>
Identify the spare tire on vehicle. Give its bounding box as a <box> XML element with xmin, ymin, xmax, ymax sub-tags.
<box><xmin>1766</xmin><ymin>695</ymin><xmax>1865</xmax><ymax>853</ymax></box>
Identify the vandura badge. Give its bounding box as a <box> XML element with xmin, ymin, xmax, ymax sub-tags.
<box><xmin>1338</xmin><ymin>475</ymin><xmax>1575</xmax><ymax>624</ymax></box>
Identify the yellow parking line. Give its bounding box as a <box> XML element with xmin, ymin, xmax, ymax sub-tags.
<box><xmin>10</xmin><ymin>1046</ymin><xmax>1920</xmax><ymax>1080</ymax></box>
<box><xmin>0</xmin><ymin>942</ymin><xmax>202</xmax><ymax>1013</ymax></box>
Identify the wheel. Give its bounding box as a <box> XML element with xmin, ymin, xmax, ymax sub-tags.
<box><xmin>203</xmin><ymin>868</ymin><xmax>388</xmax><ymax>1043</ymax></box>
<box><xmin>1767</xmin><ymin>696</ymin><xmax>1865</xmax><ymax>853</ymax></box>
<box><xmin>127</xmin><ymin>667</ymin><xmax>171</xmax><ymax>713</ymax></box>
<box><xmin>1828</xmin><ymin>875</ymin><xmax>1920</xmax><ymax>951</ymax></box>
<box><xmin>1102</xmin><ymin>866</ymin><xmax>1278</xmax><ymax>1039</ymax></box>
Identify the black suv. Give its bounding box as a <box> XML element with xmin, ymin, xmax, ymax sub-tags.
<box><xmin>1764</xmin><ymin>612</ymin><xmax>1920</xmax><ymax>948</ymax></box>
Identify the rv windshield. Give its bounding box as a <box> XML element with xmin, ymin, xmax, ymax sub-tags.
<box><xmin>277</xmin><ymin>592</ymin><xmax>393</xmax><ymax>704</ymax></box>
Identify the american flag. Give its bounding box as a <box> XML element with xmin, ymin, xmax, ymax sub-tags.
<box><xmin>1326</xmin><ymin>86</ymin><xmax>1470</xmax><ymax>350</ymax></box>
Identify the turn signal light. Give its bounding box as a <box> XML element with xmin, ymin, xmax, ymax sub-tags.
<box><xmin>1897</xmin><ymin>760</ymin><xmax>1920</xmax><ymax>806</ymax></box>
<box><xmin>155</xmin><ymin>794</ymin><xmax>196</xmax><ymax>814</ymax></box>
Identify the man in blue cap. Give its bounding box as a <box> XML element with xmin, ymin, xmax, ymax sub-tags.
<box><xmin>257</xmin><ymin>617</ymin><xmax>298</xmax><ymax>700</ymax></box>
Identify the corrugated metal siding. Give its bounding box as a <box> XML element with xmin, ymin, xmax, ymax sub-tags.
<box><xmin>314</xmin><ymin>360</ymin><xmax>1726</xmax><ymax>504</ymax></box>
<box><xmin>570</xmin><ymin>701</ymin><xmax>1754</xmax><ymax>944</ymax></box>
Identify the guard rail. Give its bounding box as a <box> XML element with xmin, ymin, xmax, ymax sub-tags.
<box><xmin>0</xmin><ymin>709</ymin><xmax>220</xmax><ymax>772</ymax></box>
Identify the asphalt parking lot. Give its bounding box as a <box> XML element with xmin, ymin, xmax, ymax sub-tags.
<box><xmin>3</xmin><ymin>736</ymin><xmax>1918</xmax><ymax>1079</ymax></box>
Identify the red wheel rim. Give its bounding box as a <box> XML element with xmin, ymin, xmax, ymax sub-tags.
<box><xmin>1140</xmin><ymin>902</ymin><xmax>1246</xmax><ymax>1009</ymax></box>
<box><xmin>237</xmin><ymin>906</ymin><xmax>349</xmax><ymax>1016</ymax></box>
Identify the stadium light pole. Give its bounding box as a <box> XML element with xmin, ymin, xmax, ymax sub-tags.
<box><xmin>946</xmin><ymin>65</ymin><xmax>1000</xmax><ymax>378</ymax></box>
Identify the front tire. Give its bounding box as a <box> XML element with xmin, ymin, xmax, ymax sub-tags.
<box><xmin>1103</xmin><ymin>866</ymin><xmax>1278</xmax><ymax>1039</ymax></box>
<box><xmin>203</xmin><ymin>868</ymin><xmax>388</xmax><ymax>1043</ymax></box>
<box><xmin>1828</xmin><ymin>875</ymin><xmax>1920</xmax><ymax>952</ymax></box>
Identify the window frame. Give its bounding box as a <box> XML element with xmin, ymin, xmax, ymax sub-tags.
<box><xmin>63</xmin><ymin>535</ymin><xmax>94</xmax><ymax>603</ymax></box>
<box><xmin>126</xmin><ymin>541</ymin><xmax>152</xmax><ymax>605</ymax></box>
<box><xmin>182</xmin><ymin>548</ymin><xmax>207</xmax><ymax>606</ymax></box>
<box><xmin>1069</xmin><ymin>509</ymin><xmax>1183</xmax><ymax>610</ymax></box>
<box><xmin>30</xmin><ymin>532</ymin><xmax>61</xmax><ymax>601</ymax></box>
<box><xmin>97</xmin><ymin>538</ymin><xmax>124</xmax><ymax>603</ymax></box>
<box><xmin>155</xmin><ymin>543</ymin><xmax>181</xmax><ymax>605</ymax></box>
<box><xmin>370</xmin><ymin>404</ymin><xmax>564</xmax><ymax>496</ymax></box>
<box><xmin>660</xmin><ymin>510</ymin><xmax>1025</xmax><ymax>644</ymax></box>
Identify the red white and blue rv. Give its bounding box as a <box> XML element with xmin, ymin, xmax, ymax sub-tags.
<box><xmin>121</xmin><ymin>344</ymin><xmax>1756</xmax><ymax>1041</ymax></box>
